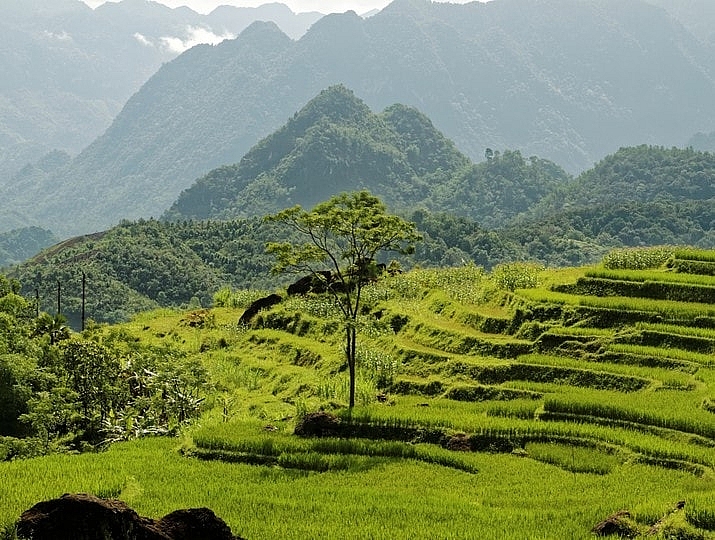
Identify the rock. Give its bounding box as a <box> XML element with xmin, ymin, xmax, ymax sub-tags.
<box><xmin>16</xmin><ymin>493</ymin><xmax>168</xmax><ymax>540</ymax></box>
<box><xmin>157</xmin><ymin>508</ymin><xmax>242</xmax><ymax>540</ymax></box>
<box><xmin>16</xmin><ymin>493</ymin><xmax>243</xmax><ymax>540</ymax></box>
<box><xmin>294</xmin><ymin>411</ymin><xmax>340</xmax><ymax>437</ymax></box>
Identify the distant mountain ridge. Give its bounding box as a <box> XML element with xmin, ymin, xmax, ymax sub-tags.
<box><xmin>0</xmin><ymin>0</ymin><xmax>323</xmax><ymax>181</ymax></box>
<box><xmin>165</xmin><ymin>85</ymin><xmax>474</xmax><ymax>221</ymax></box>
<box><xmin>3</xmin><ymin>0</ymin><xmax>715</xmax><ymax>236</ymax></box>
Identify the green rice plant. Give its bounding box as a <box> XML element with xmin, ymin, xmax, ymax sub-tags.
<box><xmin>449</xmin><ymin>359</ymin><xmax>651</xmax><ymax>392</ymax></box>
<box><xmin>673</xmin><ymin>249</ymin><xmax>715</xmax><ymax>263</ymax></box>
<box><xmin>635</xmin><ymin>322</ymin><xmax>715</xmax><ymax>340</ymax></box>
<box><xmin>485</xmin><ymin>400</ymin><xmax>541</xmax><ymax>420</ymax></box>
<box><xmin>544</xmin><ymin>326</ymin><xmax>614</xmax><ymax>337</ymax></box>
<box><xmin>524</xmin><ymin>441</ymin><xmax>622</xmax><ymax>474</ymax></box>
<box><xmin>586</xmin><ymin>269</ymin><xmax>715</xmax><ymax>287</ymax></box>
<box><xmin>519</xmin><ymin>352</ymin><xmax>684</xmax><ymax>385</ymax></box>
<box><xmin>445</xmin><ymin>384</ymin><xmax>542</xmax><ymax>403</ymax></box>
<box><xmin>607</xmin><ymin>343</ymin><xmax>714</xmax><ymax>367</ymax></box>
<box><xmin>602</xmin><ymin>246</ymin><xmax>675</xmax><ymax>270</ymax></box>
<box><xmin>344</xmin><ymin>401</ymin><xmax>715</xmax><ymax>468</ymax></box>
<box><xmin>518</xmin><ymin>288</ymin><xmax>715</xmax><ymax>321</ymax></box>
<box><xmin>685</xmin><ymin>496</ymin><xmax>715</xmax><ymax>530</ymax></box>
<box><xmin>670</xmin><ymin>259</ymin><xmax>715</xmax><ymax>276</ymax></box>
<box><xmin>542</xmin><ymin>395</ymin><xmax>715</xmax><ymax>441</ymax></box>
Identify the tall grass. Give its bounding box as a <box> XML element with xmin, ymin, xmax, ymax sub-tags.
<box><xmin>586</xmin><ymin>269</ymin><xmax>715</xmax><ymax>287</ymax></box>
<box><xmin>674</xmin><ymin>249</ymin><xmax>715</xmax><ymax>263</ymax></box>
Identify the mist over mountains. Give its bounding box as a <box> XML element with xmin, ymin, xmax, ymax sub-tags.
<box><xmin>2</xmin><ymin>0</ymin><xmax>715</xmax><ymax>239</ymax></box>
<box><xmin>0</xmin><ymin>0</ymin><xmax>322</xmax><ymax>180</ymax></box>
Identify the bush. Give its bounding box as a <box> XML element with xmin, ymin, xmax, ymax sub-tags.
<box><xmin>602</xmin><ymin>246</ymin><xmax>674</xmax><ymax>270</ymax></box>
<box><xmin>492</xmin><ymin>262</ymin><xmax>542</xmax><ymax>291</ymax></box>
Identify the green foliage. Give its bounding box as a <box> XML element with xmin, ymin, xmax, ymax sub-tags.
<box><xmin>602</xmin><ymin>246</ymin><xmax>675</xmax><ymax>270</ymax></box>
<box><xmin>492</xmin><ymin>261</ymin><xmax>543</xmax><ymax>291</ymax></box>
<box><xmin>266</xmin><ymin>191</ymin><xmax>421</xmax><ymax>407</ymax></box>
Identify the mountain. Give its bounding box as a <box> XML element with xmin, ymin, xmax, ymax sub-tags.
<box><xmin>509</xmin><ymin>145</ymin><xmax>715</xmax><ymax>256</ymax></box>
<box><xmin>165</xmin><ymin>85</ymin><xmax>473</xmax><ymax>221</ymax></box>
<box><xmin>0</xmin><ymin>0</ymin><xmax>323</xmax><ymax>182</ymax></box>
<box><xmin>7</xmin><ymin>144</ymin><xmax>715</xmax><ymax>325</ymax></box>
<box><xmin>0</xmin><ymin>227</ymin><xmax>58</xmax><ymax>268</ymax></box>
<box><xmin>4</xmin><ymin>0</ymin><xmax>715</xmax><ymax>236</ymax></box>
<box><xmin>166</xmin><ymin>86</ymin><xmax>570</xmax><ymax>229</ymax></box>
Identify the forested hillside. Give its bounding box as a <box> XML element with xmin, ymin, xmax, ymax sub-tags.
<box><xmin>4</xmin><ymin>0</ymin><xmax>715</xmax><ymax>236</ymax></box>
<box><xmin>166</xmin><ymin>86</ymin><xmax>571</xmax><ymax>229</ymax></box>
<box><xmin>513</xmin><ymin>146</ymin><xmax>715</xmax><ymax>252</ymax></box>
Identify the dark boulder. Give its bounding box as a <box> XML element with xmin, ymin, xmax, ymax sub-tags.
<box><xmin>157</xmin><ymin>508</ymin><xmax>240</xmax><ymax>540</ymax></box>
<box><xmin>294</xmin><ymin>411</ymin><xmax>341</xmax><ymax>437</ymax></box>
<box><xmin>16</xmin><ymin>493</ymin><xmax>168</xmax><ymax>540</ymax></box>
<box><xmin>16</xmin><ymin>493</ymin><xmax>244</xmax><ymax>540</ymax></box>
<box><xmin>238</xmin><ymin>293</ymin><xmax>282</xmax><ymax>325</ymax></box>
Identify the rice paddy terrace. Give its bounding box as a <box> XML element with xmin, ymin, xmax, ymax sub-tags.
<box><xmin>2</xmin><ymin>248</ymin><xmax>715</xmax><ymax>539</ymax></box>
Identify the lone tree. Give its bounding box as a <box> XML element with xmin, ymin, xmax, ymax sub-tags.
<box><xmin>266</xmin><ymin>191</ymin><xmax>420</xmax><ymax>408</ymax></box>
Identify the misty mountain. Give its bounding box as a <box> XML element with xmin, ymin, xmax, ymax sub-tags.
<box><xmin>4</xmin><ymin>0</ymin><xmax>715</xmax><ymax>237</ymax></box>
<box><xmin>0</xmin><ymin>226</ymin><xmax>57</xmax><ymax>268</ymax></box>
<box><xmin>0</xmin><ymin>0</ymin><xmax>322</xmax><ymax>181</ymax></box>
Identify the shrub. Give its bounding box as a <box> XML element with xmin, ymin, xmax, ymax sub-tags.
<box><xmin>602</xmin><ymin>246</ymin><xmax>674</xmax><ymax>270</ymax></box>
<box><xmin>492</xmin><ymin>262</ymin><xmax>543</xmax><ymax>291</ymax></box>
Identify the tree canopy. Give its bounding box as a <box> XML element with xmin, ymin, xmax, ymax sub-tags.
<box><xmin>266</xmin><ymin>191</ymin><xmax>420</xmax><ymax>407</ymax></box>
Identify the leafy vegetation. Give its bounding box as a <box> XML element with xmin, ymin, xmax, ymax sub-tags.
<box><xmin>3</xmin><ymin>245</ymin><xmax>715</xmax><ymax>538</ymax></box>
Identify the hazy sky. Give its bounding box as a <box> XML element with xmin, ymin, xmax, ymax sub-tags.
<box><xmin>82</xmin><ymin>0</ymin><xmax>480</xmax><ymax>15</ymax></box>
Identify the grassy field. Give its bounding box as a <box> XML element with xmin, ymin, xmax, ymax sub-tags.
<box><xmin>3</xmin><ymin>252</ymin><xmax>715</xmax><ymax>538</ymax></box>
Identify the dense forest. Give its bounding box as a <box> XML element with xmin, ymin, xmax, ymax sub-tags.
<box><xmin>5</xmin><ymin>142</ymin><xmax>714</xmax><ymax>328</ymax></box>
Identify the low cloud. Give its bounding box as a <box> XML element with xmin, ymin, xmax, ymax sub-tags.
<box><xmin>43</xmin><ymin>30</ymin><xmax>73</xmax><ymax>42</ymax></box>
<box><xmin>133</xmin><ymin>32</ymin><xmax>154</xmax><ymax>47</ymax></box>
<box><xmin>159</xmin><ymin>26</ymin><xmax>235</xmax><ymax>54</ymax></box>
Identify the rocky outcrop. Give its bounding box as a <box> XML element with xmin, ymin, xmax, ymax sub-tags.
<box><xmin>16</xmin><ymin>493</ymin><xmax>243</xmax><ymax>540</ymax></box>
<box><xmin>238</xmin><ymin>293</ymin><xmax>282</xmax><ymax>326</ymax></box>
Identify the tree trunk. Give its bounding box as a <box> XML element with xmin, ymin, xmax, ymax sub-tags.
<box><xmin>347</xmin><ymin>325</ymin><xmax>356</xmax><ymax>408</ymax></box>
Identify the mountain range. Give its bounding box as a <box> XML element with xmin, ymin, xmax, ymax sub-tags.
<box><xmin>0</xmin><ymin>0</ymin><xmax>322</xmax><ymax>181</ymax></box>
<box><xmin>5</xmin><ymin>104</ymin><xmax>713</xmax><ymax>324</ymax></box>
<box><xmin>2</xmin><ymin>0</ymin><xmax>715</xmax><ymax>238</ymax></box>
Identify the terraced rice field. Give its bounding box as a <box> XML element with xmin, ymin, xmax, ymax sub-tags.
<box><xmin>2</xmin><ymin>249</ymin><xmax>715</xmax><ymax>538</ymax></box>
